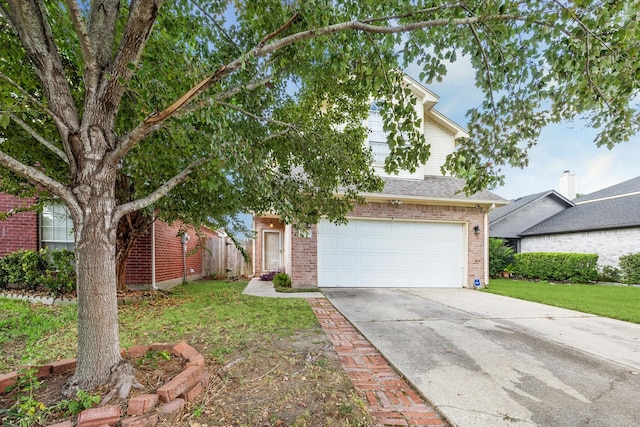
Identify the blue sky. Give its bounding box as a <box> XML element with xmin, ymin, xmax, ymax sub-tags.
<box><xmin>404</xmin><ymin>60</ymin><xmax>640</xmax><ymax>200</ymax></box>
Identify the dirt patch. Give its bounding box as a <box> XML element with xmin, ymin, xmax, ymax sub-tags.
<box><xmin>0</xmin><ymin>332</ymin><xmax>372</xmax><ymax>426</ymax></box>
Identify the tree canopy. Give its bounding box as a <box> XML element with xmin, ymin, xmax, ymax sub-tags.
<box><xmin>0</xmin><ymin>0</ymin><xmax>638</xmax><ymax>390</ymax></box>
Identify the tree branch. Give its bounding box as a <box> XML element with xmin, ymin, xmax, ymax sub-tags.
<box><xmin>0</xmin><ymin>71</ymin><xmax>58</xmax><ymax>120</ymax></box>
<box><xmin>108</xmin><ymin>12</ymin><xmax>524</xmax><ymax>166</ymax></box>
<box><xmin>87</xmin><ymin>0</ymin><xmax>121</xmax><ymax>70</ymax></box>
<box><xmin>65</xmin><ymin>0</ymin><xmax>99</xmax><ymax>92</ymax></box>
<box><xmin>216</xmin><ymin>101</ymin><xmax>316</xmax><ymax>139</ymax></box>
<box><xmin>114</xmin><ymin>156</ymin><xmax>210</xmax><ymax>220</ymax></box>
<box><xmin>0</xmin><ymin>150</ymin><xmax>77</xmax><ymax>212</ymax></box>
<box><xmin>7</xmin><ymin>113</ymin><xmax>69</xmax><ymax>163</ymax></box>
<box><xmin>468</xmin><ymin>23</ymin><xmax>498</xmax><ymax>122</ymax></box>
<box><xmin>258</xmin><ymin>12</ymin><xmax>300</xmax><ymax>46</ymax></box>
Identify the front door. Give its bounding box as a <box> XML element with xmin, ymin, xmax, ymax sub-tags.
<box><xmin>263</xmin><ymin>230</ymin><xmax>282</xmax><ymax>271</ymax></box>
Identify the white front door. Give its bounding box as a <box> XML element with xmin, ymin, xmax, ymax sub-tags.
<box><xmin>263</xmin><ymin>230</ymin><xmax>282</xmax><ymax>271</ymax></box>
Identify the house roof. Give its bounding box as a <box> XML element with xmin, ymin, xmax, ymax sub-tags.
<box><xmin>520</xmin><ymin>193</ymin><xmax>640</xmax><ymax>235</ymax></box>
<box><xmin>489</xmin><ymin>190</ymin><xmax>573</xmax><ymax>223</ymax></box>
<box><xmin>357</xmin><ymin>176</ymin><xmax>507</xmax><ymax>206</ymax></box>
<box><xmin>574</xmin><ymin>176</ymin><xmax>640</xmax><ymax>204</ymax></box>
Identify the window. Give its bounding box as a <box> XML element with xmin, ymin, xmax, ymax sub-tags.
<box><xmin>41</xmin><ymin>203</ymin><xmax>74</xmax><ymax>251</ymax></box>
<box><xmin>368</xmin><ymin>104</ymin><xmax>389</xmax><ymax>165</ymax></box>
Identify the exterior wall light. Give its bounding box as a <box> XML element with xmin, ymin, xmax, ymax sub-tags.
<box><xmin>473</xmin><ymin>225</ymin><xmax>481</xmax><ymax>235</ymax></box>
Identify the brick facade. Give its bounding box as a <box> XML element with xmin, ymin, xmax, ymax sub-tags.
<box><xmin>521</xmin><ymin>227</ymin><xmax>640</xmax><ymax>267</ymax></box>
<box><xmin>255</xmin><ymin>201</ymin><xmax>487</xmax><ymax>288</ymax></box>
<box><xmin>125</xmin><ymin>221</ymin><xmax>215</xmax><ymax>287</ymax></box>
<box><xmin>0</xmin><ymin>193</ymin><xmax>38</xmax><ymax>256</ymax></box>
<box><xmin>0</xmin><ymin>192</ymin><xmax>212</xmax><ymax>288</ymax></box>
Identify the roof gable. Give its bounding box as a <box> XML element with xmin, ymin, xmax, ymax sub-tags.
<box><xmin>489</xmin><ymin>190</ymin><xmax>573</xmax><ymax>224</ymax></box>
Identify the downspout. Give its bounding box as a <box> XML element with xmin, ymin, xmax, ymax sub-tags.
<box><xmin>251</xmin><ymin>216</ymin><xmax>256</xmax><ymax>277</ymax></box>
<box><xmin>484</xmin><ymin>204</ymin><xmax>494</xmax><ymax>287</ymax></box>
<box><xmin>151</xmin><ymin>215</ymin><xmax>157</xmax><ymax>290</ymax></box>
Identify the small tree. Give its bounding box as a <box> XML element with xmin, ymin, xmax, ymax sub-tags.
<box><xmin>488</xmin><ymin>238</ymin><xmax>514</xmax><ymax>278</ymax></box>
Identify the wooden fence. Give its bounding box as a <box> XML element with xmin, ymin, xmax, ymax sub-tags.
<box><xmin>202</xmin><ymin>235</ymin><xmax>250</xmax><ymax>279</ymax></box>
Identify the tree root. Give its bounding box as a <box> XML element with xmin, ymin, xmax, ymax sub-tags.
<box><xmin>100</xmin><ymin>360</ymin><xmax>144</xmax><ymax>405</ymax></box>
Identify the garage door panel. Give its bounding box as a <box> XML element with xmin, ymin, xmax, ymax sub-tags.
<box><xmin>318</xmin><ymin>219</ymin><xmax>465</xmax><ymax>288</ymax></box>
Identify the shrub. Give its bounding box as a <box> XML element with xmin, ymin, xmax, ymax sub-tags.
<box><xmin>260</xmin><ymin>268</ymin><xmax>284</xmax><ymax>281</ymax></box>
<box><xmin>272</xmin><ymin>272</ymin><xmax>291</xmax><ymax>288</ymax></box>
<box><xmin>43</xmin><ymin>249</ymin><xmax>76</xmax><ymax>295</ymax></box>
<box><xmin>0</xmin><ymin>248</ymin><xmax>76</xmax><ymax>294</ymax></box>
<box><xmin>488</xmin><ymin>238</ymin><xmax>515</xmax><ymax>278</ymax></box>
<box><xmin>597</xmin><ymin>265</ymin><xmax>621</xmax><ymax>283</ymax></box>
<box><xmin>619</xmin><ymin>253</ymin><xmax>640</xmax><ymax>285</ymax></box>
<box><xmin>513</xmin><ymin>252</ymin><xmax>598</xmax><ymax>283</ymax></box>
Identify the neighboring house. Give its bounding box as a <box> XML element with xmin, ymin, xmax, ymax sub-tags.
<box><xmin>490</xmin><ymin>175</ymin><xmax>640</xmax><ymax>267</ymax></box>
<box><xmin>0</xmin><ymin>192</ymin><xmax>213</xmax><ymax>288</ymax></box>
<box><xmin>489</xmin><ymin>190</ymin><xmax>574</xmax><ymax>252</ymax></box>
<box><xmin>252</xmin><ymin>76</ymin><xmax>508</xmax><ymax>289</ymax></box>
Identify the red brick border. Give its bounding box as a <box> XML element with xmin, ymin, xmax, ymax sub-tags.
<box><xmin>308</xmin><ymin>298</ymin><xmax>448</xmax><ymax>427</ymax></box>
<box><xmin>1</xmin><ymin>342</ymin><xmax>207</xmax><ymax>427</ymax></box>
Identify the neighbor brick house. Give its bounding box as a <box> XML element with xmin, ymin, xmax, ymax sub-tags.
<box><xmin>490</xmin><ymin>175</ymin><xmax>640</xmax><ymax>268</ymax></box>
<box><xmin>0</xmin><ymin>192</ymin><xmax>213</xmax><ymax>288</ymax></box>
<box><xmin>253</xmin><ymin>76</ymin><xmax>507</xmax><ymax>289</ymax></box>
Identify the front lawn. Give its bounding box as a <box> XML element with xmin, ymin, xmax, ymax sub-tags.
<box><xmin>0</xmin><ymin>280</ymin><xmax>372</xmax><ymax>426</ymax></box>
<box><xmin>484</xmin><ymin>279</ymin><xmax>640</xmax><ymax>324</ymax></box>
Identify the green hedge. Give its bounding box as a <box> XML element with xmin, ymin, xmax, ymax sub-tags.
<box><xmin>619</xmin><ymin>253</ymin><xmax>640</xmax><ymax>285</ymax></box>
<box><xmin>0</xmin><ymin>249</ymin><xmax>76</xmax><ymax>295</ymax></box>
<box><xmin>513</xmin><ymin>252</ymin><xmax>598</xmax><ymax>283</ymax></box>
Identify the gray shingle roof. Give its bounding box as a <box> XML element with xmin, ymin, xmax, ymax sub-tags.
<box><xmin>375</xmin><ymin>176</ymin><xmax>506</xmax><ymax>202</ymax></box>
<box><xmin>521</xmin><ymin>193</ymin><xmax>640</xmax><ymax>235</ymax></box>
<box><xmin>488</xmin><ymin>190</ymin><xmax>573</xmax><ymax>223</ymax></box>
<box><xmin>574</xmin><ymin>176</ymin><xmax>640</xmax><ymax>203</ymax></box>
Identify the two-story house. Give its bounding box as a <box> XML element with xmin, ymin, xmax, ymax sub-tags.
<box><xmin>252</xmin><ymin>76</ymin><xmax>507</xmax><ymax>289</ymax></box>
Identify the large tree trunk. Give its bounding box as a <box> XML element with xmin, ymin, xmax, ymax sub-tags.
<box><xmin>71</xmin><ymin>177</ymin><xmax>122</xmax><ymax>390</ymax></box>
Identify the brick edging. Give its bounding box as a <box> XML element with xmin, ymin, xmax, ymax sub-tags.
<box><xmin>1</xmin><ymin>342</ymin><xmax>208</xmax><ymax>427</ymax></box>
<box><xmin>307</xmin><ymin>298</ymin><xmax>449</xmax><ymax>427</ymax></box>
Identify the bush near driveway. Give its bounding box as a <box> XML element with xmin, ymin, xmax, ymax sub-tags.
<box><xmin>513</xmin><ymin>252</ymin><xmax>598</xmax><ymax>283</ymax></box>
<box><xmin>619</xmin><ymin>253</ymin><xmax>640</xmax><ymax>285</ymax></box>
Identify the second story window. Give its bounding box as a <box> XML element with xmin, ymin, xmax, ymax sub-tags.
<box><xmin>41</xmin><ymin>203</ymin><xmax>74</xmax><ymax>251</ymax></box>
<box><xmin>368</xmin><ymin>103</ymin><xmax>389</xmax><ymax>165</ymax></box>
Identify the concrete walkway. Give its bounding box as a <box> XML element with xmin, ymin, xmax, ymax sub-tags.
<box><xmin>324</xmin><ymin>288</ymin><xmax>640</xmax><ymax>427</ymax></box>
<box><xmin>242</xmin><ymin>277</ymin><xmax>325</xmax><ymax>298</ymax></box>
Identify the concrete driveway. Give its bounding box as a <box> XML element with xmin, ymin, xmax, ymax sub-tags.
<box><xmin>323</xmin><ymin>288</ymin><xmax>640</xmax><ymax>427</ymax></box>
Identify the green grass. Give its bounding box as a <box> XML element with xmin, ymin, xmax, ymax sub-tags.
<box><xmin>484</xmin><ymin>278</ymin><xmax>640</xmax><ymax>323</ymax></box>
<box><xmin>0</xmin><ymin>280</ymin><xmax>319</xmax><ymax>371</ymax></box>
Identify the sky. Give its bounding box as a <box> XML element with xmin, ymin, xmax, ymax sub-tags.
<box><xmin>404</xmin><ymin>59</ymin><xmax>640</xmax><ymax>201</ymax></box>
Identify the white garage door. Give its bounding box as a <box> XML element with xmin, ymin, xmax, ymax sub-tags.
<box><xmin>318</xmin><ymin>219</ymin><xmax>465</xmax><ymax>287</ymax></box>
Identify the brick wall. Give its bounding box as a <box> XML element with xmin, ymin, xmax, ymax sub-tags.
<box><xmin>255</xmin><ymin>201</ymin><xmax>486</xmax><ymax>288</ymax></box>
<box><xmin>291</xmin><ymin>224</ymin><xmax>317</xmax><ymax>287</ymax></box>
<box><xmin>125</xmin><ymin>233</ymin><xmax>152</xmax><ymax>285</ymax></box>
<box><xmin>125</xmin><ymin>220</ymin><xmax>215</xmax><ymax>286</ymax></box>
<box><xmin>521</xmin><ymin>227</ymin><xmax>640</xmax><ymax>267</ymax></box>
<box><xmin>0</xmin><ymin>193</ymin><xmax>38</xmax><ymax>256</ymax></box>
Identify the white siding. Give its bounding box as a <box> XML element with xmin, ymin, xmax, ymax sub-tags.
<box><xmin>520</xmin><ymin>227</ymin><xmax>640</xmax><ymax>267</ymax></box>
<box><xmin>422</xmin><ymin>117</ymin><xmax>455</xmax><ymax>176</ymax></box>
